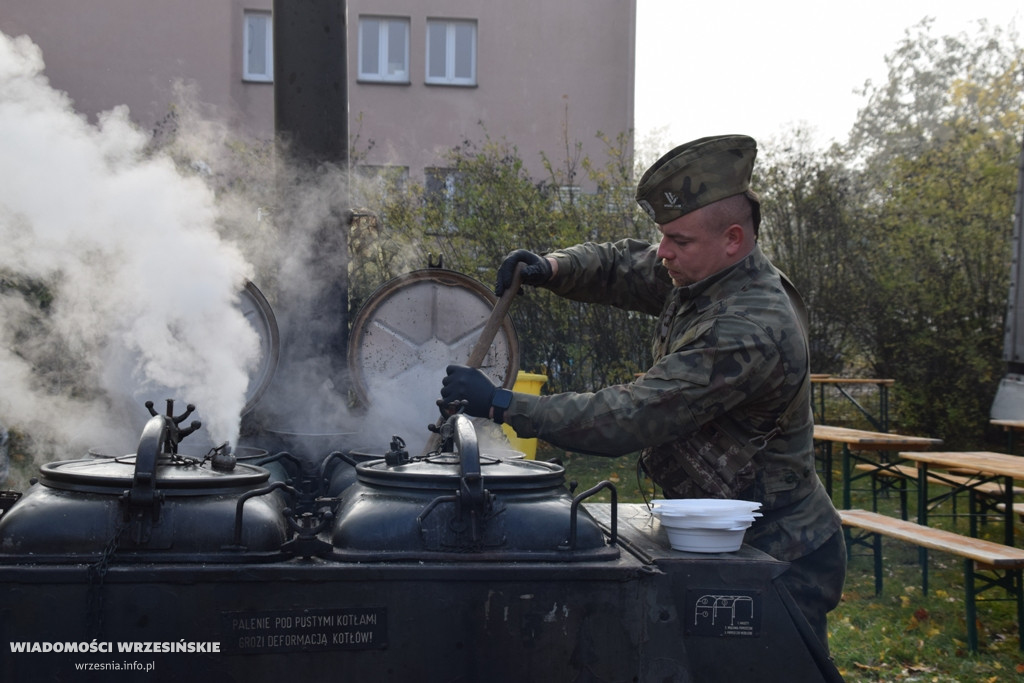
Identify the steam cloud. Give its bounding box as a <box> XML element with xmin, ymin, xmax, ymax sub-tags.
<box><xmin>0</xmin><ymin>33</ymin><xmax>261</xmax><ymax>466</ymax></box>
<box><xmin>0</xmin><ymin>31</ymin><xmax>520</xmax><ymax>488</ymax></box>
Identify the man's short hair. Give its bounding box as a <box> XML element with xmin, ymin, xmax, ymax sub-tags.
<box><xmin>702</xmin><ymin>193</ymin><xmax>755</xmax><ymax>233</ymax></box>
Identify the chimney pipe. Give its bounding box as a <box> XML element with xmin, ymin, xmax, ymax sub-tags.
<box><xmin>265</xmin><ymin>0</ymin><xmax>351</xmax><ymax>422</ymax></box>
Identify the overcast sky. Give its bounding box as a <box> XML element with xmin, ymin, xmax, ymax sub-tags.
<box><xmin>633</xmin><ymin>0</ymin><xmax>1023</xmax><ymax>151</ymax></box>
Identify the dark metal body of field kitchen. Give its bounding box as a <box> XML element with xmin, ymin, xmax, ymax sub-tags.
<box><xmin>0</xmin><ymin>3</ymin><xmax>841</xmax><ymax>680</ymax></box>
<box><xmin>0</xmin><ymin>257</ymin><xmax>841</xmax><ymax>682</ymax></box>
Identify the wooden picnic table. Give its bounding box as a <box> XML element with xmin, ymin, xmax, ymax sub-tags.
<box><xmin>991</xmin><ymin>418</ymin><xmax>1024</xmax><ymax>453</ymax></box>
<box><xmin>811</xmin><ymin>376</ymin><xmax>895</xmax><ymax>432</ymax></box>
<box><xmin>900</xmin><ymin>450</ymin><xmax>1024</xmax><ymax>547</ymax></box>
<box><xmin>812</xmin><ymin>425</ymin><xmax>943</xmax><ymax>509</ymax></box>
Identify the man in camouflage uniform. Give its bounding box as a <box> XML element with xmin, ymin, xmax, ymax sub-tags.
<box><xmin>441</xmin><ymin>134</ymin><xmax>846</xmax><ymax>652</ymax></box>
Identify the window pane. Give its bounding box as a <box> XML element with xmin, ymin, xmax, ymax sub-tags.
<box><xmin>386</xmin><ymin>21</ymin><xmax>406</xmax><ymax>76</ymax></box>
<box><xmin>427</xmin><ymin>23</ymin><xmax>446</xmax><ymax>79</ymax></box>
<box><xmin>243</xmin><ymin>12</ymin><xmax>273</xmax><ymax>80</ymax></box>
<box><xmin>248</xmin><ymin>17</ymin><xmax>267</xmax><ymax>75</ymax></box>
<box><xmin>361</xmin><ymin>19</ymin><xmax>380</xmax><ymax>76</ymax></box>
<box><xmin>454</xmin><ymin>24</ymin><xmax>474</xmax><ymax>80</ymax></box>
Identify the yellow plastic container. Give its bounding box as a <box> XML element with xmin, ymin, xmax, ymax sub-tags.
<box><xmin>502</xmin><ymin>371</ymin><xmax>548</xmax><ymax>459</ymax></box>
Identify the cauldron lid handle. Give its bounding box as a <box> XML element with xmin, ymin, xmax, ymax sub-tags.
<box><xmin>121</xmin><ymin>414</ymin><xmax>167</xmax><ymax>530</ymax></box>
<box><xmin>452</xmin><ymin>415</ymin><xmax>487</xmax><ymax>512</ymax></box>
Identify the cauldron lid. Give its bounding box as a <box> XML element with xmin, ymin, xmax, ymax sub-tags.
<box><xmin>38</xmin><ymin>456</ymin><xmax>270</xmax><ymax>493</ymax></box>
<box><xmin>238</xmin><ymin>280</ymin><xmax>280</xmax><ymax>415</ymax></box>
<box><xmin>355</xmin><ymin>452</ymin><xmax>563</xmax><ymax>491</ymax></box>
<box><xmin>347</xmin><ymin>268</ymin><xmax>519</xmax><ymax>411</ymax></box>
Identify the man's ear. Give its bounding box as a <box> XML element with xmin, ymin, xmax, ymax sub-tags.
<box><xmin>723</xmin><ymin>223</ymin><xmax>746</xmax><ymax>257</ymax></box>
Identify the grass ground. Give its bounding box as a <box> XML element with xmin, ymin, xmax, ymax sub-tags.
<box><xmin>550</xmin><ymin>443</ymin><xmax>1024</xmax><ymax>682</ymax></box>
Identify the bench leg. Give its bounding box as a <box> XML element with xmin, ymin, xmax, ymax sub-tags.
<box><xmin>1003</xmin><ymin>477</ymin><xmax>1015</xmax><ymax>547</ymax></box>
<box><xmin>1017</xmin><ymin>569</ymin><xmax>1024</xmax><ymax>652</ymax></box>
<box><xmin>969</xmin><ymin>491</ymin><xmax>978</xmax><ymax>537</ymax></box>
<box><xmin>867</xmin><ymin>470</ymin><xmax>908</xmax><ymax>518</ymax></box>
<box><xmin>898</xmin><ymin>475</ymin><xmax>908</xmax><ymax>520</ymax></box>
<box><xmin>869</xmin><ymin>469</ymin><xmax>910</xmax><ymax>519</ymax></box>
<box><xmin>965</xmin><ymin>558</ymin><xmax>978</xmax><ymax>652</ymax></box>
<box><xmin>819</xmin><ymin>442</ymin><xmax>833</xmax><ymax>498</ymax></box>
<box><xmin>842</xmin><ymin>444</ymin><xmax>851</xmax><ymax>509</ymax></box>
<box><xmin>961</xmin><ymin>564</ymin><xmax>1024</xmax><ymax>653</ymax></box>
<box><xmin>843</xmin><ymin>527</ymin><xmax>884</xmax><ymax>595</ymax></box>
<box><xmin>920</xmin><ymin>546</ymin><xmax>929</xmax><ymax>595</ymax></box>
<box><xmin>872</xmin><ymin>532</ymin><xmax>883</xmax><ymax>595</ymax></box>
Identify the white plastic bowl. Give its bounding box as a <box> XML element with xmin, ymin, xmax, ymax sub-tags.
<box><xmin>653</xmin><ymin>512</ymin><xmax>760</xmax><ymax>529</ymax></box>
<box><xmin>662</xmin><ymin>525</ymin><xmax>748</xmax><ymax>553</ymax></box>
<box><xmin>651</xmin><ymin>499</ymin><xmax>761</xmax><ymax>552</ymax></box>
<box><xmin>652</xmin><ymin>498</ymin><xmax>761</xmax><ymax>516</ymax></box>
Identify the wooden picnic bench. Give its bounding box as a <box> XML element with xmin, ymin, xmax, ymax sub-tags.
<box><xmin>852</xmin><ymin>463</ymin><xmax>1024</xmax><ymax>520</ymax></box>
<box><xmin>997</xmin><ymin>502</ymin><xmax>1024</xmax><ymax>521</ymax></box>
<box><xmin>840</xmin><ymin>508</ymin><xmax>1024</xmax><ymax>652</ymax></box>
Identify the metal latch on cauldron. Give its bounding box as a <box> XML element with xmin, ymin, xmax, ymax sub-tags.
<box><xmin>143</xmin><ymin>399</ymin><xmax>202</xmax><ymax>453</ymax></box>
<box><xmin>280</xmin><ymin>501</ymin><xmax>336</xmax><ymax>559</ymax></box>
<box><xmin>385</xmin><ymin>435</ymin><xmax>410</xmax><ymax>466</ymax></box>
<box><xmin>446</xmin><ymin>416</ymin><xmax>489</xmax><ymax>514</ymax></box>
<box><xmin>120</xmin><ymin>414</ymin><xmax>166</xmax><ymax>543</ymax></box>
<box><xmin>415</xmin><ymin>415</ymin><xmax>496</xmax><ymax>548</ymax></box>
<box><xmin>120</xmin><ymin>401</ymin><xmax>201</xmax><ymax>544</ymax></box>
<box><xmin>225</xmin><ymin>479</ymin><xmax>337</xmax><ymax>559</ymax></box>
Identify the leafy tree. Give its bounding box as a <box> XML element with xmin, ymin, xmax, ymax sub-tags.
<box><xmin>849</xmin><ymin>18</ymin><xmax>1022</xmax><ymax>169</ymax></box>
<box><xmin>842</xmin><ymin>19</ymin><xmax>1023</xmax><ymax>445</ymax></box>
<box><xmin>757</xmin><ymin>129</ymin><xmax>859</xmax><ymax>374</ymax></box>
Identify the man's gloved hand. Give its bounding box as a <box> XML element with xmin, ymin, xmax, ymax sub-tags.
<box><xmin>496</xmin><ymin>249</ymin><xmax>553</xmax><ymax>296</ymax></box>
<box><xmin>441</xmin><ymin>364</ymin><xmax>497</xmax><ymax>418</ymax></box>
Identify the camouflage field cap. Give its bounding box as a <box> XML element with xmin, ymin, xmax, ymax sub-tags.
<box><xmin>635</xmin><ymin>134</ymin><xmax>757</xmax><ymax>224</ymax></box>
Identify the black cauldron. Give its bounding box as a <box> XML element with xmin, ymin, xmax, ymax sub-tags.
<box><xmin>330</xmin><ymin>415</ymin><xmax>617</xmax><ymax>562</ymax></box>
<box><xmin>0</xmin><ymin>414</ymin><xmax>288</xmax><ymax>562</ymax></box>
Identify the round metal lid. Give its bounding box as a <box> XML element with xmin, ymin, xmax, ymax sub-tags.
<box><xmin>239</xmin><ymin>279</ymin><xmax>280</xmax><ymax>415</ymax></box>
<box><xmin>38</xmin><ymin>456</ymin><xmax>271</xmax><ymax>494</ymax></box>
<box><xmin>347</xmin><ymin>268</ymin><xmax>519</xmax><ymax>421</ymax></box>
<box><xmin>355</xmin><ymin>452</ymin><xmax>564</xmax><ymax>491</ymax></box>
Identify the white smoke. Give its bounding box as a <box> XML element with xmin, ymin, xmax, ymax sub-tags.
<box><xmin>0</xmin><ymin>33</ymin><xmax>260</xmax><ymax>462</ymax></box>
<box><xmin>0</xmin><ymin>32</ymin><xmax>523</xmax><ymax>486</ymax></box>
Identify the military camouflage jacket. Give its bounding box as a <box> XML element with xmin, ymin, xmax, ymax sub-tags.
<box><xmin>501</xmin><ymin>239</ymin><xmax>840</xmax><ymax>561</ymax></box>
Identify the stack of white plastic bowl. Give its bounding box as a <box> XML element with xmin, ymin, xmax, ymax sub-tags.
<box><xmin>651</xmin><ymin>499</ymin><xmax>762</xmax><ymax>553</ymax></box>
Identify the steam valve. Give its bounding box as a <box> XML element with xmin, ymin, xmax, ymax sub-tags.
<box><xmin>143</xmin><ymin>399</ymin><xmax>202</xmax><ymax>454</ymax></box>
<box><xmin>385</xmin><ymin>436</ymin><xmax>410</xmax><ymax>467</ymax></box>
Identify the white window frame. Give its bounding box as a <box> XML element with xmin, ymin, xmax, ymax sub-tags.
<box><xmin>243</xmin><ymin>11</ymin><xmax>273</xmax><ymax>83</ymax></box>
<box><xmin>425</xmin><ymin>19</ymin><xmax>477</xmax><ymax>86</ymax></box>
<box><xmin>358</xmin><ymin>16</ymin><xmax>410</xmax><ymax>83</ymax></box>
<box><xmin>605</xmin><ymin>185</ymin><xmax>633</xmax><ymax>214</ymax></box>
<box><xmin>553</xmin><ymin>185</ymin><xmax>582</xmax><ymax>212</ymax></box>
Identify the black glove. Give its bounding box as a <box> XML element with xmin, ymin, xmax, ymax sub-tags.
<box><xmin>441</xmin><ymin>364</ymin><xmax>497</xmax><ymax>418</ymax></box>
<box><xmin>496</xmin><ymin>249</ymin><xmax>553</xmax><ymax>296</ymax></box>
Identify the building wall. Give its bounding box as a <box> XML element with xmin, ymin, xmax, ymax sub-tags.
<box><xmin>1</xmin><ymin>0</ymin><xmax>276</xmax><ymax>137</ymax></box>
<box><xmin>1</xmin><ymin>0</ymin><xmax>634</xmax><ymax>184</ymax></box>
<box><xmin>347</xmin><ymin>0</ymin><xmax>636</xmax><ymax>184</ymax></box>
